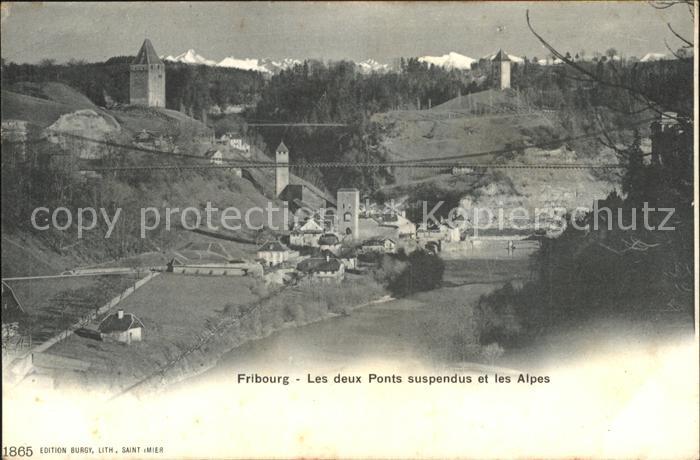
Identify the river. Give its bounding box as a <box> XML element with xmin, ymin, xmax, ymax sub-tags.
<box><xmin>188</xmin><ymin>250</ymin><xmax>536</xmax><ymax>385</ymax></box>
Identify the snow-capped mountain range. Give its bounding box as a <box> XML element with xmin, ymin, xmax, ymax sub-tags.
<box><xmin>163</xmin><ymin>49</ymin><xmax>301</xmax><ymax>74</ymax></box>
<box><xmin>639</xmin><ymin>52</ymin><xmax>671</xmax><ymax>62</ymax></box>
<box><xmin>356</xmin><ymin>59</ymin><xmax>392</xmax><ymax>74</ymax></box>
<box><xmin>162</xmin><ymin>49</ymin><xmax>678</xmax><ymax>74</ymax></box>
<box><xmin>164</xmin><ymin>49</ymin><xmax>218</xmax><ymax>66</ymax></box>
<box><xmin>418</xmin><ymin>52</ymin><xmax>476</xmax><ymax>70</ymax></box>
<box><xmin>162</xmin><ymin>49</ymin><xmax>391</xmax><ymax>74</ymax></box>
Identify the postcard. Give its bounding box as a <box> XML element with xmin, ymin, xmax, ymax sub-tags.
<box><xmin>1</xmin><ymin>2</ymin><xmax>698</xmax><ymax>458</ymax></box>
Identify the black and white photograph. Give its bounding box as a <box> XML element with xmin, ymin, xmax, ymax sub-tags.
<box><xmin>1</xmin><ymin>1</ymin><xmax>698</xmax><ymax>458</ymax></box>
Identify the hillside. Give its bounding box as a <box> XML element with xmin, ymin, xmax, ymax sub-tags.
<box><xmin>371</xmin><ymin>89</ymin><xmax>631</xmax><ymax>227</ymax></box>
<box><xmin>372</xmin><ymin>90</ymin><xmax>572</xmax><ymax>182</ymax></box>
<box><xmin>1</xmin><ymin>82</ymin><xmax>286</xmax><ymax>277</ymax></box>
<box><xmin>1</xmin><ymin>88</ymin><xmax>98</xmax><ymax>129</ymax></box>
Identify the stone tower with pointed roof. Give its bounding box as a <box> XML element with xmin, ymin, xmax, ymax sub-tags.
<box><xmin>275</xmin><ymin>140</ymin><xmax>289</xmax><ymax>197</ymax></box>
<box><xmin>130</xmin><ymin>39</ymin><xmax>166</xmax><ymax>107</ymax></box>
<box><xmin>491</xmin><ymin>49</ymin><xmax>511</xmax><ymax>90</ymax></box>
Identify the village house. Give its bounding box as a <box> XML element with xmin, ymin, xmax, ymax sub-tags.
<box><xmin>218</xmin><ymin>134</ymin><xmax>252</xmax><ymax>156</ymax></box>
<box><xmin>205</xmin><ymin>148</ymin><xmax>224</xmax><ymax>165</ymax></box>
<box><xmin>98</xmin><ymin>309</ymin><xmax>144</xmax><ymax>344</ymax></box>
<box><xmin>297</xmin><ymin>248</ymin><xmax>357</xmax><ymax>273</ymax></box>
<box><xmin>289</xmin><ymin>217</ymin><xmax>325</xmax><ymax>247</ymax></box>
<box><xmin>318</xmin><ymin>233</ymin><xmax>341</xmax><ymax>254</ymax></box>
<box><xmin>256</xmin><ymin>240</ymin><xmax>293</xmax><ymax>267</ymax></box>
<box><xmin>417</xmin><ymin>220</ymin><xmax>461</xmax><ymax>242</ymax></box>
<box><xmin>378</xmin><ymin>213</ymin><xmax>416</xmax><ymax>240</ymax></box>
<box><xmin>203</xmin><ymin>147</ymin><xmax>243</xmax><ymax>176</ymax></box>
<box><xmin>362</xmin><ymin>237</ymin><xmax>397</xmax><ymax>254</ymax></box>
<box><xmin>309</xmin><ymin>257</ymin><xmax>345</xmax><ymax>282</ymax></box>
<box><xmin>452</xmin><ymin>166</ymin><xmax>474</xmax><ymax>176</ymax></box>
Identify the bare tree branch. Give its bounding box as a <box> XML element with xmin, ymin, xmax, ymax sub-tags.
<box><xmin>667</xmin><ymin>22</ymin><xmax>694</xmax><ymax>47</ymax></box>
<box><xmin>526</xmin><ymin>9</ymin><xmax>692</xmax><ymax>120</ymax></box>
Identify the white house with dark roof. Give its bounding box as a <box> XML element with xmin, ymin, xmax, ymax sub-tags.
<box><xmin>362</xmin><ymin>237</ymin><xmax>397</xmax><ymax>254</ymax></box>
<box><xmin>290</xmin><ymin>217</ymin><xmax>325</xmax><ymax>247</ymax></box>
<box><xmin>98</xmin><ymin>309</ymin><xmax>144</xmax><ymax>344</ymax></box>
<box><xmin>307</xmin><ymin>254</ymin><xmax>345</xmax><ymax>283</ymax></box>
<box><xmin>256</xmin><ymin>240</ymin><xmax>293</xmax><ymax>267</ymax></box>
<box><xmin>417</xmin><ymin>220</ymin><xmax>461</xmax><ymax>242</ymax></box>
<box><xmin>205</xmin><ymin>148</ymin><xmax>224</xmax><ymax>165</ymax></box>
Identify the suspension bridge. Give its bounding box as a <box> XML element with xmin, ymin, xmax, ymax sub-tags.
<box><xmin>78</xmin><ymin>161</ymin><xmax>626</xmax><ymax>172</ymax></box>
<box><xmin>22</xmin><ymin>118</ymin><xmax>653</xmax><ymax>174</ymax></box>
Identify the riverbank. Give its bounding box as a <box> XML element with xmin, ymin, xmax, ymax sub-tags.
<box><xmin>33</xmin><ymin>273</ymin><xmax>387</xmax><ymax>397</ymax></box>
<box><xmin>177</xmin><ymin>256</ymin><xmax>535</xmax><ymax>389</ymax></box>
<box><xmin>9</xmin><ymin>256</ymin><xmax>531</xmax><ymax>398</ymax></box>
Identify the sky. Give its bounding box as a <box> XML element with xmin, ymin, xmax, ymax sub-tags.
<box><xmin>0</xmin><ymin>1</ymin><xmax>695</xmax><ymax>64</ymax></box>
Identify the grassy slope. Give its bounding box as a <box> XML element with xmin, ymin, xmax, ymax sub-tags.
<box><xmin>1</xmin><ymin>82</ymin><xmax>286</xmax><ymax>276</ymax></box>
<box><xmin>372</xmin><ymin>89</ymin><xmax>623</xmax><ymax>216</ymax></box>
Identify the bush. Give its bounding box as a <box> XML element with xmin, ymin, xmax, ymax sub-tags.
<box><xmin>474</xmin><ymin>282</ymin><xmax>524</xmax><ymax>346</ymax></box>
<box><xmin>479</xmin><ymin>342</ymin><xmax>505</xmax><ymax>364</ymax></box>
<box><xmin>379</xmin><ymin>249</ymin><xmax>445</xmax><ymax>296</ymax></box>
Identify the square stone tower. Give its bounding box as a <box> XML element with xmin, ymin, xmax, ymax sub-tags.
<box><xmin>275</xmin><ymin>141</ymin><xmax>289</xmax><ymax>198</ymax></box>
<box><xmin>491</xmin><ymin>49</ymin><xmax>511</xmax><ymax>90</ymax></box>
<box><xmin>337</xmin><ymin>188</ymin><xmax>360</xmax><ymax>239</ymax></box>
<box><xmin>130</xmin><ymin>39</ymin><xmax>166</xmax><ymax>107</ymax></box>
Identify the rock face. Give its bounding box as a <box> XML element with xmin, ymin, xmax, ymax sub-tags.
<box><xmin>44</xmin><ymin>109</ymin><xmax>120</xmax><ymax>159</ymax></box>
<box><xmin>371</xmin><ymin>90</ymin><xmax>622</xmax><ymax>235</ymax></box>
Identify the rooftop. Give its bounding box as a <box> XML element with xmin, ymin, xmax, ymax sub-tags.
<box><xmin>132</xmin><ymin>39</ymin><xmax>164</xmax><ymax>66</ymax></box>
<box><xmin>310</xmin><ymin>258</ymin><xmax>342</xmax><ymax>273</ymax></box>
<box><xmin>98</xmin><ymin>312</ymin><xmax>144</xmax><ymax>334</ymax></box>
<box><xmin>276</xmin><ymin>140</ymin><xmax>289</xmax><ymax>153</ymax></box>
<box><xmin>257</xmin><ymin>240</ymin><xmax>290</xmax><ymax>252</ymax></box>
<box><xmin>492</xmin><ymin>49</ymin><xmax>511</xmax><ymax>62</ymax></box>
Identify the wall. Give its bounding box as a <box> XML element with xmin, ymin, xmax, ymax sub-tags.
<box><xmin>148</xmin><ymin>64</ymin><xmax>166</xmax><ymax>108</ymax></box>
<box><xmin>130</xmin><ymin>65</ymin><xmax>149</xmax><ymax>105</ymax></box>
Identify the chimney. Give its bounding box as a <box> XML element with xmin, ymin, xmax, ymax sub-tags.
<box><xmin>117</xmin><ymin>309</ymin><xmax>124</xmax><ymax>319</ymax></box>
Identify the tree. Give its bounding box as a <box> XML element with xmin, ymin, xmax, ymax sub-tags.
<box><xmin>522</xmin><ymin>4</ymin><xmax>694</xmax><ymax>317</ymax></box>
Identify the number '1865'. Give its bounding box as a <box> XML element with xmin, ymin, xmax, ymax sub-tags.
<box><xmin>3</xmin><ymin>446</ymin><xmax>34</xmax><ymax>457</ymax></box>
